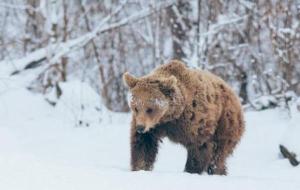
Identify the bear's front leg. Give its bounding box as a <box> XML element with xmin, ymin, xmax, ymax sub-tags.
<box><xmin>131</xmin><ymin>131</ymin><xmax>159</xmax><ymax>171</ymax></box>
<box><xmin>184</xmin><ymin>142</ymin><xmax>214</xmax><ymax>174</ymax></box>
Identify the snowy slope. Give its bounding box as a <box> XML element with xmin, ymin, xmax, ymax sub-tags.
<box><xmin>0</xmin><ymin>70</ymin><xmax>300</xmax><ymax>190</ymax></box>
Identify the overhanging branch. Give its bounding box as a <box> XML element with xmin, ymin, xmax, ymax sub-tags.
<box><xmin>6</xmin><ymin>0</ymin><xmax>176</xmax><ymax>75</ymax></box>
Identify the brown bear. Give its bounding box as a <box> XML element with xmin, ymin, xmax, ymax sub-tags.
<box><xmin>123</xmin><ymin>60</ymin><xmax>244</xmax><ymax>175</ymax></box>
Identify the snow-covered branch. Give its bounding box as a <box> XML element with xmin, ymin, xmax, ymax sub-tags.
<box><xmin>200</xmin><ymin>15</ymin><xmax>248</xmax><ymax>37</ymax></box>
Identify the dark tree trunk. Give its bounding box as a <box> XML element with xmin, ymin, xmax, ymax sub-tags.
<box><xmin>239</xmin><ymin>71</ymin><xmax>248</xmax><ymax>104</ymax></box>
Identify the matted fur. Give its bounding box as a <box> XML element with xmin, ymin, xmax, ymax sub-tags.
<box><xmin>124</xmin><ymin>60</ymin><xmax>245</xmax><ymax>175</ymax></box>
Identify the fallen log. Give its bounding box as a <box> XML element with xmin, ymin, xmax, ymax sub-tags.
<box><xmin>279</xmin><ymin>144</ymin><xmax>299</xmax><ymax>166</ymax></box>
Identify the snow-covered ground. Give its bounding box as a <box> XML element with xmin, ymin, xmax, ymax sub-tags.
<box><xmin>0</xmin><ymin>67</ymin><xmax>300</xmax><ymax>190</ymax></box>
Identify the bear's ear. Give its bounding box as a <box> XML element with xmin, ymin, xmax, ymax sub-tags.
<box><xmin>159</xmin><ymin>76</ymin><xmax>177</xmax><ymax>97</ymax></box>
<box><xmin>123</xmin><ymin>72</ymin><xmax>139</xmax><ymax>89</ymax></box>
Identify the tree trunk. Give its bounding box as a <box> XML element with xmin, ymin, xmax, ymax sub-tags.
<box><xmin>167</xmin><ymin>0</ymin><xmax>191</xmax><ymax>60</ymax></box>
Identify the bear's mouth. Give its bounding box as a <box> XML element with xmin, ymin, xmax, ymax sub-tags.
<box><xmin>136</xmin><ymin>125</ymin><xmax>146</xmax><ymax>134</ymax></box>
<box><xmin>136</xmin><ymin>125</ymin><xmax>156</xmax><ymax>134</ymax></box>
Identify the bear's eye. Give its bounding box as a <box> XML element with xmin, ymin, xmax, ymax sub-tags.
<box><xmin>134</xmin><ymin>107</ymin><xmax>139</xmax><ymax>113</ymax></box>
<box><xmin>146</xmin><ymin>108</ymin><xmax>153</xmax><ymax>114</ymax></box>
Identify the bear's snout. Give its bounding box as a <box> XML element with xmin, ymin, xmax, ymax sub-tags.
<box><xmin>136</xmin><ymin>125</ymin><xmax>146</xmax><ymax>134</ymax></box>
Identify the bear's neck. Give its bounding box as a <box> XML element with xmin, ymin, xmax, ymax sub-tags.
<box><xmin>161</xmin><ymin>84</ymin><xmax>185</xmax><ymax>122</ymax></box>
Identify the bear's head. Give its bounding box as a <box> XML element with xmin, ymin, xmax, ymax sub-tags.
<box><xmin>123</xmin><ymin>72</ymin><xmax>184</xmax><ymax>134</ymax></box>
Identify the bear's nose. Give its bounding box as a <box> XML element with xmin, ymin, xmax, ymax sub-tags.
<box><xmin>136</xmin><ymin>125</ymin><xmax>145</xmax><ymax>134</ymax></box>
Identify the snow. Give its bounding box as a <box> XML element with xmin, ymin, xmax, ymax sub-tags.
<box><xmin>0</xmin><ymin>73</ymin><xmax>300</xmax><ymax>189</ymax></box>
<box><xmin>281</xmin><ymin>99</ymin><xmax>300</xmax><ymax>156</ymax></box>
<box><xmin>47</xmin><ymin>80</ymin><xmax>105</xmax><ymax>127</ymax></box>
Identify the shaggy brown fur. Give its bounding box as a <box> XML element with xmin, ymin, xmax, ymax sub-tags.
<box><xmin>123</xmin><ymin>60</ymin><xmax>245</xmax><ymax>175</ymax></box>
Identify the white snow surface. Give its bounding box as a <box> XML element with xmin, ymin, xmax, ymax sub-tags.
<box><xmin>0</xmin><ymin>68</ymin><xmax>300</xmax><ymax>190</ymax></box>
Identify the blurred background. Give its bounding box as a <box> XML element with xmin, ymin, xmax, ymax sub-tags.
<box><xmin>1</xmin><ymin>0</ymin><xmax>300</xmax><ymax>112</ymax></box>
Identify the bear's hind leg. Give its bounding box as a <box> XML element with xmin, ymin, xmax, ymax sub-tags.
<box><xmin>208</xmin><ymin>139</ymin><xmax>239</xmax><ymax>175</ymax></box>
<box><xmin>184</xmin><ymin>148</ymin><xmax>201</xmax><ymax>174</ymax></box>
<box><xmin>209</xmin><ymin>110</ymin><xmax>244</xmax><ymax>175</ymax></box>
<box><xmin>184</xmin><ymin>142</ymin><xmax>214</xmax><ymax>174</ymax></box>
<box><xmin>131</xmin><ymin>132</ymin><xmax>159</xmax><ymax>171</ymax></box>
